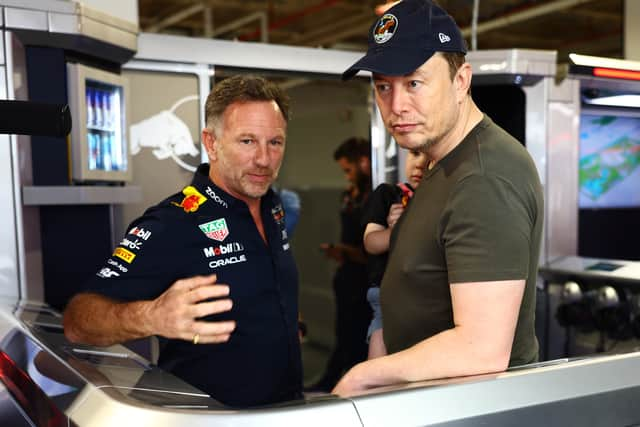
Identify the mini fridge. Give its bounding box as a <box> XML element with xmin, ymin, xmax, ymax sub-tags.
<box><xmin>67</xmin><ymin>63</ymin><xmax>132</xmax><ymax>182</ymax></box>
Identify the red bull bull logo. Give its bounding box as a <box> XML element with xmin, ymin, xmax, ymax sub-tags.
<box><xmin>172</xmin><ymin>186</ymin><xmax>207</xmax><ymax>213</ymax></box>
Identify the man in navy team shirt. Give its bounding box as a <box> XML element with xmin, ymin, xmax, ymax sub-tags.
<box><xmin>64</xmin><ymin>75</ymin><xmax>302</xmax><ymax>408</ymax></box>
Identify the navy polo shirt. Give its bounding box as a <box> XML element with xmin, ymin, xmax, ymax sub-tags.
<box><xmin>84</xmin><ymin>164</ymin><xmax>302</xmax><ymax>407</ymax></box>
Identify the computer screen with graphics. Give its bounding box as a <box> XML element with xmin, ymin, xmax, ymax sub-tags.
<box><xmin>578</xmin><ymin>109</ymin><xmax>640</xmax><ymax>208</ymax></box>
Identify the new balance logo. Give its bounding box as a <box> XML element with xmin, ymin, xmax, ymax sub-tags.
<box><xmin>438</xmin><ymin>33</ymin><xmax>451</xmax><ymax>43</ymax></box>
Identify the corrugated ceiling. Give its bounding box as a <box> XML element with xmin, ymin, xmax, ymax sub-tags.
<box><xmin>138</xmin><ymin>0</ymin><xmax>624</xmax><ymax>62</ymax></box>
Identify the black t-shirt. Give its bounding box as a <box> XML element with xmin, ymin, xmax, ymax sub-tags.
<box><xmin>83</xmin><ymin>164</ymin><xmax>302</xmax><ymax>408</ymax></box>
<box><xmin>334</xmin><ymin>187</ymin><xmax>369</xmax><ymax>292</ymax></box>
<box><xmin>339</xmin><ymin>188</ymin><xmax>368</xmax><ymax>248</ymax></box>
<box><xmin>361</xmin><ymin>183</ymin><xmax>405</xmax><ymax>287</ymax></box>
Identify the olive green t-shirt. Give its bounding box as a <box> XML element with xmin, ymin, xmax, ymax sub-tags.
<box><xmin>380</xmin><ymin>115</ymin><xmax>543</xmax><ymax>367</ymax></box>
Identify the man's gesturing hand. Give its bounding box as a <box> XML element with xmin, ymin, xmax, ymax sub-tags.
<box><xmin>146</xmin><ymin>274</ymin><xmax>235</xmax><ymax>344</ymax></box>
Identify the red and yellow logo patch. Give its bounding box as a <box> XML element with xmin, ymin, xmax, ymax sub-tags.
<box><xmin>113</xmin><ymin>247</ymin><xmax>136</xmax><ymax>264</ymax></box>
<box><xmin>172</xmin><ymin>186</ymin><xmax>207</xmax><ymax>213</ymax></box>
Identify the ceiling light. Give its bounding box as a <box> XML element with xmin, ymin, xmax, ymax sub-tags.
<box><xmin>583</xmin><ymin>94</ymin><xmax>640</xmax><ymax>108</ymax></box>
<box><xmin>569</xmin><ymin>53</ymin><xmax>640</xmax><ymax>72</ymax></box>
<box><xmin>593</xmin><ymin>67</ymin><xmax>640</xmax><ymax>81</ymax></box>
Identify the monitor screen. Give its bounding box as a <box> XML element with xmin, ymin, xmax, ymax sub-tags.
<box><xmin>579</xmin><ymin>111</ymin><xmax>640</xmax><ymax>208</ymax></box>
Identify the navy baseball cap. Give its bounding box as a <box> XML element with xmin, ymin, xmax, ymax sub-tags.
<box><xmin>342</xmin><ymin>0</ymin><xmax>467</xmax><ymax>80</ymax></box>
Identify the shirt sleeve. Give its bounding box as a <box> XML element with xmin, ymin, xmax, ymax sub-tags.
<box><xmin>362</xmin><ymin>184</ymin><xmax>399</xmax><ymax>228</ymax></box>
<box><xmin>441</xmin><ymin>173</ymin><xmax>536</xmax><ymax>284</ymax></box>
<box><xmin>82</xmin><ymin>214</ymin><xmax>182</xmax><ymax>302</ymax></box>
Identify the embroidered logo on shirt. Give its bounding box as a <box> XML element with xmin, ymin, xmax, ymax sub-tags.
<box><xmin>128</xmin><ymin>226</ymin><xmax>152</xmax><ymax>240</ymax></box>
<box><xmin>172</xmin><ymin>186</ymin><xmax>207</xmax><ymax>213</ymax></box>
<box><xmin>203</xmin><ymin>242</ymin><xmax>244</xmax><ymax>258</ymax></box>
<box><xmin>119</xmin><ymin>237</ymin><xmax>143</xmax><ymax>251</ymax></box>
<box><xmin>205</xmin><ymin>186</ymin><xmax>228</xmax><ymax>208</ymax></box>
<box><xmin>97</xmin><ymin>267</ymin><xmax>120</xmax><ymax>278</ymax></box>
<box><xmin>208</xmin><ymin>255</ymin><xmax>247</xmax><ymax>269</ymax></box>
<box><xmin>199</xmin><ymin>218</ymin><xmax>229</xmax><ymax>242</ymax></box>
<box><xmin>272</xmin><ymin>204</ymin><xmax>285</xmax><ymax>224</ymax></box>
<box><xmin>113</xmin><ymin>247</ymin><xmax>136</xmax><ymax>264</ymax></box>
<box><xmin>107</xmin><ymin>259</ymin><xmax>128</xmax><ymax>273</ymax></box>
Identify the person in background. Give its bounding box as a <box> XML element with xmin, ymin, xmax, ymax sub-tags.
<box><xmin>310</xmin><ymin>137</ymin><xmax>373</xmax><ymax>392</ymax></box>
<box><xmin>334</xmin><ymin>0</ymin><xmax>544</xmax><ymax>395</ymax></box>
<box><xmin>362</xmin><ymin>149</ymin><xmax>428</xmax><ymax>359</ymax></box>
<box><xmin>274</xmin><ymin>186</ymin><xmax>306</xmax><ymax>339</ymax></box>
<box><xmin>63</xmin><ymin>75</ymin><xmax>303</xmax><ymax>408</ymax></box>
<box><xmin>277</xmin><ymin>187</ymin><xmax>301</xmax><ymax>237</ymax></box>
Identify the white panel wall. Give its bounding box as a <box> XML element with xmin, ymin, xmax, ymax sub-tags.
<box><xmin>0</xmin><ymin>132</ymin><xmax>19</xmax><ymax>300</ymax></box>
<box><xmin>0</xmin><ymin>49</ymin><xmax>20</xmax><ymax>298</ymax></box>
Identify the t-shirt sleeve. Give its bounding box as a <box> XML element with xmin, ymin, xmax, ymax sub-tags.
<box><xmin>82</xmin><ymin>215</ymin><xmax>181</xmax><ymax>302</ymax></box>
<box><xmin>362</xmin><ymin>184</ymin><xmax>399</xmax><ymax>228</ymax></box>
<box><xmin>442</xmin><ymin>173</ymin><xmax>536</xmax><ymax>284</ymax></box>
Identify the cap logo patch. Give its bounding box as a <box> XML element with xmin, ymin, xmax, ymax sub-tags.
<box><xmin>438</xmin><ymin>32</ymin><xmax>451</xmax><ymax>43</ymax></box>
<box><xmin>374</xmin><ymin>14</ymin><xmax>398</xmax><ymax>44</ymax></box>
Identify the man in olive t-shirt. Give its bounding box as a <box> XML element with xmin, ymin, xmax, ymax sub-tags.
<box><xmin>333</xmin><ymin>0</ymin><xmax>543</xmax><ymax>396</ymax></box>
<box><xmin>381</xmin><ymin>115</ymin><xmax>542</xmax><ymax>367</ymax></box>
